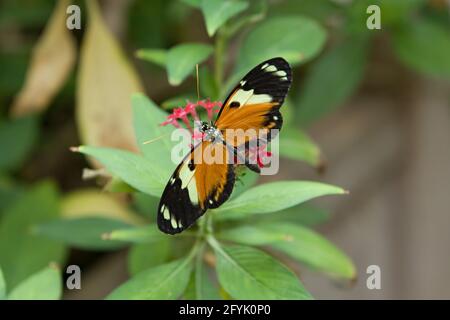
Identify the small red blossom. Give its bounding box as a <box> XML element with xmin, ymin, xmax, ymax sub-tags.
<box><xmin>160</xmin><ymin>99</ymin><xmax>222</xmax><ymax>133</ymax></box>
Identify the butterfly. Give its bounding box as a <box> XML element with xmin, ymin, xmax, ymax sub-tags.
<box><xmin>157</xmin><ymin>57</ymin><xmax>292</xmax><ymax>234</ymax></box>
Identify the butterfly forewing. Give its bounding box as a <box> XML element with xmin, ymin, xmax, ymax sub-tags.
<box><xmin>215</xmin><ymin>57</ymin><xmax>292</xmax><ymax>144</ymax></box>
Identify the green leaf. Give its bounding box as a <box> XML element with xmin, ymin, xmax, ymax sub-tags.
<box><xmin>180</xmin><ymin>0</ymin><xmax>201</xmax><ymax>8</ymax></box>
<box><xmin>74</xmin><ymin>145</ymin><xmax>166</xmax><ymax>197</ymax></box>
<box><xmin>278</xmin><ymin>128</ymin><xmax>321</xmax><ymax>167</ymax></box>
<box><xmin>128</xmin><ymin>239</ymin><xmax>171</xmax><ymax>276</ymax></box>
<box><xmin>136</xmin><ymin>48</ymin><xmax>167</xmax><ymax>67</ymax></box>
<box><xmin>0</xmin><ymin>175</ymin><xmax>25</xmax><ymax>213</ymax></box>
<box><xmin>133</xmin><ymin>192</ymin><xmax>160</xmax><ymax>220</ymax></box>
<box><xmin>34</xmin><ymin>217</ymin><xmax>133</xmax><ymax>250</ymax></box>
<box><xmin>161</xmin><ymin>93</ymin><xmax>197</xmax><ymax>110</ymax></box>
<box><xmin>210</xmin><ymin>240</ymin><xmax>312</xmax><ymax>299</ymax></box>
<box><xmin>219</xmin><ymin>222</ymin><xmax>356</xmax><ymax>279</ymax></box>
<box><xmin>201</xmin><ymin>0</ymin><xmax>249</xmax><ymax>37</ymax></box>
<box><xmin>8</xmin><ymin>266</ymin><xmax>61</xmax><ymax>300</ymax></box>
<box><xmin>296</xmin><ymin>36</ymin><xmax>369</xmax><ymax>125</ymax></box>
<box><xmin>132</xmin><ymin>93</ymin><xmax>176</xmax><ymax>179</ymax></box>
<box><xmin>0</xmin><ymin>182</ymin><xmax>66</xmax><ymax>289</ymax></box>
<box><xmin>184</xmin><ymin>248</ymin><xmax>221</xmax><ymax>300</ymax></box>
<box><xmin>236</xmin><ymin>15</ymin><xmax>326</xmax><ymax>72</ymax></box>
<box><xmin>106</xmin><ymin>225</ymin><xmax>168</xmax><ymax>244</ymax></box>
<box><xmin>215</xmin><ymin>181</ymin><xmax>346</xmax><ymax>220</ymax></box>
<box><xmin>257</xmin><ymin>204</ymin><xmax>330</xmax><ymax>227</ymax></box>
<box><xmin>0</xmin><ymin>115</ymin><xmax>38</xmax><ymax>172</ymax></box>
<box><xmin>0</xmin><ymin>267</ymin><xmax>5</xmax><ymax>300</ymax></box>
<box><xmin>166</xmin><ymin>43</ymin><xmax>213</xmax><ymax>86</ymax></box>
<box><xmin>231</xmin><ymin>168</ymin><xmax>259</xmax><ymax>199</ymax></box>
<box><xmin>392</xmin><ymin>19</ymin><xmax>450</xmax><ymax>79</ymax></box>
<box><xmin>107</xmin><ymin>257</ymin><xmax>193</xmax><ymax>299</ymax></box>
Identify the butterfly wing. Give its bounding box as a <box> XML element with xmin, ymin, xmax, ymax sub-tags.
<box><xmin>215</xmin><ymin>57</ymin><xmax>292</xmax><ymax>146</ymax></box>
<box><xmin>157</xmin><ymin>141</ymin><xmax>235</xmax><ymax>234</ymax></box>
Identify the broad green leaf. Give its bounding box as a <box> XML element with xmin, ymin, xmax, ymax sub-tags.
<box><xmin>128</xmin><ymin>239</ymin><xmax>171</xmax><ymax>275</ymax></box>
<box><xmin>136</xmin><ymin>48</ymin><xmax>167</xmax><ymax>67</ymax></box>
<box><xmin>166</xmin><ymin>43</ymin><xmax>213</xmax><ymax>86</ymax></box>
<box><xmin>278</xmin><ymin>128</ymin><xmax>321</xmax><ymax>167</ymax></box>
<box><xmin>10</xmin><ymin>0</ymin><xmax>76</xmax><ymax>117</ymax></box>
<box><xmin>0</xmin><ymin>267</ymin><xmax>5</xmax><ymax>300</ymax></box>
<box><xmin>61</xmin><ymin>188</ymin><xmax>144</xmax><ymax>225</ymax></box>
<box><xmin>184</xmin><ymin>249</ymin><xmax>221</xmax><ymax>300</ymax></box>
<box><xmin>34</xmin><ymin>217</ymin><xmax>133</xmax><ymax>250</ymax></box>
<box><xmin>0</xmin><ymin>176</ymin><xmax>24</xmax><ymax>213</ymax></box>
<box><xmin>8</xmin><ymin>266</ymin><xmax>61</xmax><ymax>300</ymax></box>
<box><xmin>77</xmin><ymin>0</ymin><xmax>144</xmax><ymax>165</ymax></box>
<box><xmin>0</xmin><ymin>182</ymin><xmax>66</xmax><ymax>289</ymax></box>
<box><xmin>210</xmin><ymin>240</ymin><xmax>312</xmax><ymax>299</ymax></box>
<box><xmin>74</xmin><ymin>145</ymin><xmax>166</xmax><ymax>197</ymax></box>
<box><xmin>201</xmin><ymin>0</ymin><xmax>249</xmax><ymax>37</ymax></box>
<box><xmin>230</xmin><ymin>168</ymin><xmax>259</xmax><ymax>199</ymax></box>
<box><xmin>106</xmin><ymin>225</ymin><xmax>168</xmax><ymax>244</ymax></box>
<box><xmin>219</xmin><ymin>222</ymin><xmax>356</xmax><ymax>279</ymax></box>
<box><xmin>257</xmin><ymin>204</ymin><xmax>330</xmax><ymax>227</ymax></box>
<box><xmin>236</xmin><ymin>15</ymin><xmax>326</xmax><ymax>72</ymax></box>
<box><xmin>215</xmin><ymin>181</ymin><xmax>346</xmax><ymax>220</ymax></box>
<box><xmin>392</xmin><ymin>19</ymin><xmax>450</xmax><ymax>79</ymax></box>
<box><xmin>133</xmin><ymin>192</ymin><xmax>160</xmax><ymax>220</ymax></box>
<box><xmin>0</xmin><ymin>115</ymin><xmax>39</xmax><ymax>172</ymax></box>
<box><xmin>107</xmin><ymin>257</ymin><xmax>193</xmax><ymax>299</ymax></box>
<box><xmin>132</xmin><ymin>93</ymin><xmax>176</xmax><ymax>179</ymax></box>
<box><xmin>296</xmin><ymin>36</ymin><xmax>369</xmax><ymax>125</ymax></box>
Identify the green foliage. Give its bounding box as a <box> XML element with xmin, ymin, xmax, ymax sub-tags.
<box><xmin>0</xmin><ymin>182</ymin><xmax>66</xmax><ymax>289</ymax></box>
<box><xmin>128</xmin><ymin>239</ymin><xmax>171</xmax><ymax>275</ymax></box>
<box><xmin>0</xmin><ymin>115</ymin><xmax>39</xmax><ymax>172</ymax></box>
<box><xmin>219</xmin><ymin>222</ymin><xmax>355</xmax><ymax>279</ymax></box>
<box><xmin>167</xmin><ymin>43</ymin><xmax>214</xmax><ymax>85</ymax></box>
<box><xmin>107</xmin><ymin>256</ymin><xmax>193</xmax><ymax>300</ymax></box>
<box><xmin>34</xmin><ymin>217</ymin><xmax>133</xmax><ymax>250</ymax></box>
<box><xmin>215</xmin><ymin>181</ymin><xmax>345</xmax><ymax>219</ymax></box>
<box><xmin>392</xmin><ymin>18</ymin><xmax>450</xmax><ymax>78</ymax></box>
<box><xmin>0</xmin><ymin>267</ymin><xmax>5</xmax><ymax>300</ymax></box>
<box><xmin>210</xmin><ymin>240</ymin><xmax>312</xmax><ymax>299</ymax></box>
<box><xmin>19</xmin><ymin>0</ymin><xmax>450</xmax><ymax>301</ymax></box>
<box><xmin>236</xmin><ymin>15</ymin><xmax>327</xmax><ymax>72</ymax></box>
<box><xmin>7</xmin><ymin>266</ymin><xmax>61</xmax><ymax>300</ymax></box>
<box><xmin>200</xmin><ymin>0</ymin><xmax>249</xmax><ymax>37</ymax></box>
<box><xmin>297</xmin><ymin>36</ymin><xmax>370</xmax><ymax>125</ymax></box>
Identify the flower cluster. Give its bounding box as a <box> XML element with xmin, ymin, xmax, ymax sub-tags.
<box><xmin>160</xmin><ymin>99</ymin><xmax>222</xmax><ymax>131</ymax></box>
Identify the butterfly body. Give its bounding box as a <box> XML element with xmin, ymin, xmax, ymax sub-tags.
<box><xmin>158</xmin><ymin>57</ymin><xmax>292</xmax><ymax>234</ymax></box>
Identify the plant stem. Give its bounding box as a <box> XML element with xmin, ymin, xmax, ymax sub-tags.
<box><xmin>214</xmin><ymin>31</ymin><xmax>227</xmax><ymax>93</ymax></box>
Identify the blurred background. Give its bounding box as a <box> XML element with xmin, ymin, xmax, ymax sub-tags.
<box><xmin>0</xmin><ymin>0</ymin><xmax>449</xmax><ymax>299</ymax></box>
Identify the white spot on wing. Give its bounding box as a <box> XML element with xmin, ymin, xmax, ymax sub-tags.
<box><xmin>274</xmin><ymin>70</ymin><xmax>287</xmax><ymax>77</ymax></box>
<box><xmin>233</xmin><ymin>88</ymin><xmax>272</xmax><ymax>105</ymax></box>
<box><xmin>240</xmin><ymin>80</ymin><xmax>246</xmax><ymax>86</ymax></box>
<box><xmin>266</xmin><ymin>65</ymin><xmax>277</xmax><ymax>72</ymax></box>
<box><xmin>248</xmin><ymin>93</ymin><xmax>272</xmax><ymax>104</ymax></box>
<box><xmin>281</xmin><ymin>76</ymin><xmax>288</xmax><ymax>81</ymax></box>
<box><xmin>170</xmin><ymin>217</ymin><xmax>178</xmax><ymax>229</ymax></box>
<box><xmin>179</xmin><ymin>161</ymin><xmax>195</xmax><ymax>189</ymax></box>
<box><xmin>273</xmin><ymin>116</ymin><xmax>278</xmax><ymax>120</ymax></box>
<box><xmin>163</xmin><ymin>207</ymin><xmax>170</xmax><ymax>220</ymax></box>
<box><xmin>209</xmin><ymin>199</ymin><xmax>214</xmax><ymax>205</ymax></box>
<box><xmin>187</xmin><ymin>177</ymin><xmax>198</xmax><ymax>204</ymax></box>
<box><xmin>261</xmin><ymin>63</ymin><xmax>269</xmax><ymax>69</ymax></box>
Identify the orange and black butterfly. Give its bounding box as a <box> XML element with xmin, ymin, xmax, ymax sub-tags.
<box><xmin>158</xmin><ymin>57</ymin><xmax>292</xmax><ymax>234</ymax></box>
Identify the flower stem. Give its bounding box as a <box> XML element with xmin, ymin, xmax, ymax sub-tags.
<box><xmin>214</xmin><ymin>30</ymin><xmax>227</xmax><ymax>93</ymax></box>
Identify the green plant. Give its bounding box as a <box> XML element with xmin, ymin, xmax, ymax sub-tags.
<box><xmin>67</xmin><ymin>0</ymin><xmax>353</xmax><ymax>299</ymax></box>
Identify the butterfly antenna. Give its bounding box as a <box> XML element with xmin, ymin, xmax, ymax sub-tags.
<box><xmin>196</xmin><ymin>63</ymin><xmax>200</xmax><ymax>101</ymax></box>
<box><xmin>142</xmin><ymin>132</ymin><xmax>171</xmax><ymax>145</ymax></box>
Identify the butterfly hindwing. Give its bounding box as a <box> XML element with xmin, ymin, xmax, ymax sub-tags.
<box><xmin>157</xmin><ymin>142</ymin><xmax>235</xmax><ymax>234</ymax></box>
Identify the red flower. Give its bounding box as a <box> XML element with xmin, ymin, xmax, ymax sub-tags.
<box><xmin>160</xmin><ymin>99</ymin><xmax>222</xmax><ymax>133</ymax></box>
